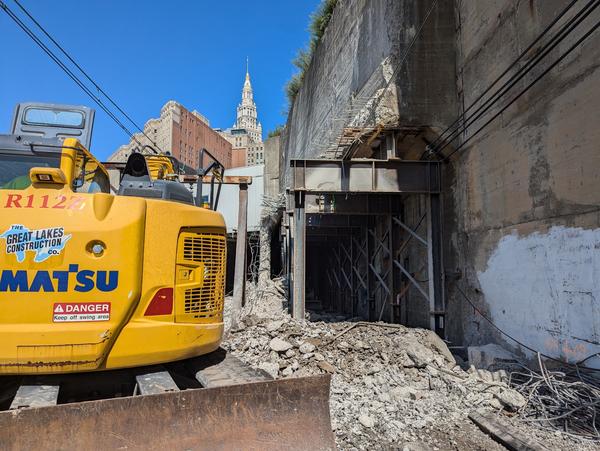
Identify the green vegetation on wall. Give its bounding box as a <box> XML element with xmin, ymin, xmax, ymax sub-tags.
<box><xmin>267</xmin><ymin>125</ymin><xmax>284</xmax><ymax>138</ymax></box>
<box><xmin>285</xmin><ymin>0</ymin><xmax>338</xmax><ymax>106</ymax></box>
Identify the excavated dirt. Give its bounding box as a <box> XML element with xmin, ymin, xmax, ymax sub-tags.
<box><xmin>223</xmin><ymin>283</ymin><xmax>597</xmax><ymax>450</ymax></box>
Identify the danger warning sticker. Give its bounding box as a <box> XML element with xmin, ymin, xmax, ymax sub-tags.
<box><xmin>53</xmin><ymin>302</ymin><xmax>110</xmax><ymax>322</ymax></box>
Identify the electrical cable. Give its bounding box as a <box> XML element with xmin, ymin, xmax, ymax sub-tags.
<box><xmin>443</xmin><ymin>17</ymin><xmax>600</xmax><ymax>161</ymax></box>
<box><xmin>432</xmin><ymin>0</ymin><xmax>600</xmax><ymax>158</ymax></box>
<box><xmin>427</xmin><ymin>0</ymin><xmax>581</xmax><ymax>152</ymax></box>
<box><xmin>455</xmin><ymin>284</ymin><xmax>600</xmax><ymax>372</ymax></box>
<box><xmin>11</xmin><ymin>0</ymin><xmax>164</xmax><ymax>153</ymax></box>
<box><xmin>0</xmin><ymin>1</ymin><xmax>141</xmax><ymax>146</ymax></box>
<box><xmin>1</xmin><ymin>1</ymin><xmax>146</xmax><ymax>149</ymax></box>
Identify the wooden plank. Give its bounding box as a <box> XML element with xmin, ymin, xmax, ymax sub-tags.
<box><xmin>469</xmin><ymin>412</ymin><xmax>548</xmax><ymax>451</ymax></box>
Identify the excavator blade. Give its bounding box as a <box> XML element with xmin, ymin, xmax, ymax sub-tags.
<box><xmin>0</xmin><ymin>375</ymin><xmax>335</xmax><ymax>451</ymax></box>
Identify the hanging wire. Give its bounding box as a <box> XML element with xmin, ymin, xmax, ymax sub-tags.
<box><xmin>1</xmin><ymin>0</ymin><xmax>165</xmax><ymax>152</ymax></box>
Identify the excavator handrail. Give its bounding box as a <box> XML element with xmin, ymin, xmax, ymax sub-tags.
<box><xmin>197</xmin><ymin>148</ymin><xmax>224</xmax><ymax>210</ymax></box>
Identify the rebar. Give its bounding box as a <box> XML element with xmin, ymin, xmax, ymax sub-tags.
<box><xmin>509</xmin><ymin>353</ymin><xmax>600</xmax><ymax>441</ymax></box>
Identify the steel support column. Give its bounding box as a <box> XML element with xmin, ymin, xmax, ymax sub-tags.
<box><xmin>292</xmin><ymin>191</ymin><xmax>306</xmax><ymax>320</ymax></box>
<box><xmin>232</xmin><ymin>183</ymin><xmax>248</xmax><ymax>325</ymax></box>
<box><xmin>427</xmin><ymin>194</ymin><xmax>445</xmax><ymax>337</ymax></box>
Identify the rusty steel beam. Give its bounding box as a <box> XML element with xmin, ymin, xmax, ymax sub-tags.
<box><xmin>291</xmin><ymin>159</ymin><xmax>441</xmax><ymax>194</ymax></box>
<box><xmin>199</xmin><ymin>175</ymin><xmax>252</xmax><ymax>185</ymax></box>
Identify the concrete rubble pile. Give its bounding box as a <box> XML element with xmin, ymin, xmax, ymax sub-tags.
<box><xmin>223</xmin><ymin>283</ymin><xmax>594</xmax><ymax>450</ymax></box>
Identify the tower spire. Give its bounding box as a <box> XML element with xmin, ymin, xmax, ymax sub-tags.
<box><xmin>246</xmin><ymin>57</ymin><xmax>249</xmax><ymax>79</ymax></box>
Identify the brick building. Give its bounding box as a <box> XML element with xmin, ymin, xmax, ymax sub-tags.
<box><xmin>109</xmin><ymin>100</ymin><xmax>232</xmax><ymax>169</ymax></box>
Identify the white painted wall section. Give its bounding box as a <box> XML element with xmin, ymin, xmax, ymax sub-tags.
<box><xmin>478</xmin><ymin>226</ymin><xmax>600</xmax><ymax>369</ymax></box>
<box><xmin>216</xmin><ymin>165</ymin><xmax>264</xmax><ymax>233</ymax></box>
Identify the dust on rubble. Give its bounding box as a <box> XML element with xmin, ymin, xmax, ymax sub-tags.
<box><xmin>223</xmin><ymin>282</ymin><xmax>594</xmax><ymax>451</ymax></box>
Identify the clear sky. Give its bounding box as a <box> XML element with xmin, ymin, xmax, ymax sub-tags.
<box><xmin>0</xmin><ymin>0</ymin><xmax>321</xmax><ymax>160</ymax></box>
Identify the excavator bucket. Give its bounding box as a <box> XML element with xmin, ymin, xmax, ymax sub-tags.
<box><xmin>0</xmin><ymin>375</ymin><xmax>335</xmax><ymax>451</ymax></box>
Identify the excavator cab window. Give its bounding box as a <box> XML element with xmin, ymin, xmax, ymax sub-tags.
<box><xmin>0</xmin><ymin>150</ymin><xmax>60</xmax><ymax>190</ymax></box>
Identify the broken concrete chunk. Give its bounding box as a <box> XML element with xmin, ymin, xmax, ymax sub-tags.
<box><xmin>358</xmin><ymin>414</ymin><xmax>375</xmax><ymax>428</ymax></box>
<box><xmin>495</xmin><ymin>388</ymin><xmax>527</xmax><ymax>411</ymax></box>
<box><xmin>299</xmin><ymin>342</ymin><xmax>316</xmax><ymax>354</ymax></box>
<box><xmin>391</xmin><ymin>386</ymin><xmax>420</xmax><ymax>401</ymax></box>
<box><xmin>398</xmin><ymin>350</ymin><xmax>416</xmax><ymax>368</ymax></box>
<box><xmin>318</xmin><ymin>361</ymin><xmax>336</xmax><ymax>373</ymax></box>
<box><xmin>269</xmin><ymin>337</ymin><xmax>293</xmax><ymax>352</ymax></box>
<box><xmin>266</xmin><ymin>320</ymin><xmax>284</xmax><ymax>332</ymax></box>
<box><xmin>423</xmin><ymin>330</ymin><xmax>456</xmax><ymax>364</ymax></box>
<box><xmin>467</xmin><ymin>343</ymin><xmax>519</xmax><ymax>370</ymax></box>
<box><xmin>406</xmin><ymin>342</ymin><xmax>435</xmax><ymax>368</ymax></box>
<box><xmin>258</xmin><ymin>361</ymin><xmax>279</xmax><ymax>379</ymax></box>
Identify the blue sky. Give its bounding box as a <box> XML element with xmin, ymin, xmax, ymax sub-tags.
<box><xmin>0</xmin><ymin>0</ymin><xmax>320</xmax><ymax>160</ymax></box>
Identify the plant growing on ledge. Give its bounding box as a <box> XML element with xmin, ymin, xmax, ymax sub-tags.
<box><xmin>285</xmin><ymin>0</ymin><xmax>338</xmax><ymax>106</ymax></box>
<box><xmin>267</xmin><ymin>125</ymin><xmax>285</xmax><ymax>138</ymax></box>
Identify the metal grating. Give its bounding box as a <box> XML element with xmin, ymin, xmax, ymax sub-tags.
<box><xmin>183</xmin><ymin>234</ymin><xmax>225</xmax><ymax>263</ymax></box>
<box><xmin>181</xmin><ymin>234</ymin><xmax>225</xmax><ymax>319</ymax></box>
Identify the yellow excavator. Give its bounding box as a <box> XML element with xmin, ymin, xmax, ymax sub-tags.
<box><xmin>0</xmin><ymin>103</ymin><xmax>333</xmax><ymax>450</ymax></box>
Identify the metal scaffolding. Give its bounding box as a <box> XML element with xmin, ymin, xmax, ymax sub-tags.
<box><xmin>285</xmin><ymin>159</ymin><xmax>445</xmax><ymax>337</ymax></box>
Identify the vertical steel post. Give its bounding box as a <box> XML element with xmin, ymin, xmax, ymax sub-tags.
<box><xmin>231</xmin><ymin>183</ymin><xmax>248</xmax><ymax>325</ymax></box>
<box><xmin>292</xmin><ymin>190</ymin><xmax>306</xmax><ymax>320</ymax></box>
<box><xmin>288</xmin><ymin>211</ymin><xmax>294</xmax><ymax>314</ymax></box>
<box><xmin>387</xmin><ymin>211</ymin><xmax>395</xmax><ymax>323</ymax></box>
<box><xmin>350</xmin><ymin>234</ymin><xmax>355</xmax><ymax>317</ymax></box>
<box><xmin>427</xmin><ymin>193</ymin><xmax>445</xmax><ymax>337</ymax></box>
<box><xmin>365</xmin><ymin>221</ymin><xmax>372</xmax><ymax>320</ymax></box>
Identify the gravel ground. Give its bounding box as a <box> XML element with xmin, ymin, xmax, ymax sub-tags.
<box><xmin>223</xmin><ymin>283</ymin><xmax>599</xmax><ymax>450</ymax></box>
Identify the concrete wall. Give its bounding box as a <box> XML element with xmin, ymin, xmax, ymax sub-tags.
<box><xmin>281</xmin><ymin>0</ymin><xmax>457</xmax><ymax>187</ymax></box>
<box><xmin>280</xmin><ymin>0</ymin><xmax>600</xmax><ymax>368</ymax></box>
<box><xmin>450</xmin><ymin>0</ymin><xmax>600</xmax><ymax>368</ymax></box>
<box><xmin>263</xmin><ymin>135</ymin><xmax>280</xmax><ymax>199</ymax></box>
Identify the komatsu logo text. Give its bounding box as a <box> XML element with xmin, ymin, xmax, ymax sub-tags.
<box><xmin>0</xmin><ymin>265</ymin><xmax>118</xmax><ymax>292</ymax></box>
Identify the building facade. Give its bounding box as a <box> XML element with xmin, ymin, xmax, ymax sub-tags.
<box><xmin>109</xmin><ymin>100</ymin><xmax>233</xmax><ymax>169</ymax></box>
<box><xmin>219</xmin><ymin>68</ymin><xmax>264</xmax><ymax>167</ymax></box>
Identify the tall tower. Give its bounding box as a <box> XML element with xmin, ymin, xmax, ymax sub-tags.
<box><xmin>235</xmin><ymin>62</ymin><xmax>262</xmax><ymax>143</ymax></box>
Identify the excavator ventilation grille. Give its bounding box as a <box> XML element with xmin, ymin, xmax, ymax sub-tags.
<box><xmin>176</xmin><ymin>231</ymin><xmax>226</xmax><ymax>323</ymax></box>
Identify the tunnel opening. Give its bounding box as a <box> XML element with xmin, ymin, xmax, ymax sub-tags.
<box><xmin>302</xmin><ymin>194</ymin><xmax>434</xmax><ymax>329</ymax></box>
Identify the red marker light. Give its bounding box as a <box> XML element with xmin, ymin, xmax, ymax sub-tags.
<box><xmin>144</xmin><ymin>288</ymin><xmax>173</xmax><ymax>316</ymax></box>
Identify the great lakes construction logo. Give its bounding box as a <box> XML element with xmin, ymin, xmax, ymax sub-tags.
<box><xmin>0</xmin><ymin>224</ymin><xmax>71</xmax><ymax>263</ymax></box>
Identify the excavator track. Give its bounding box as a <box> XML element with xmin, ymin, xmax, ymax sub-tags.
<box><xmin>0</xmin><ymin>349</ymin><xmax>335</xmax><ymax>450</ymax></box>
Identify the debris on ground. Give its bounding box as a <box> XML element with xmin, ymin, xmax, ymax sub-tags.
<box><xmin>222</xmin><ymin>280</ymin><xmax>598</xmax><ymax>450</ymax></box>
<box><xmin>509</xmin><ymin>353</ymin><xmax>600</xmax><ymax>442</ymax></box>
<box><xmin>467</xmin><ymin>343</ymin><xmax>520</xmax><ymax>371</ymax></box>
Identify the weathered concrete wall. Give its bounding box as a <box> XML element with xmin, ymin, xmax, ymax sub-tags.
<box><xmin>281</xmin><ymin>0</ymin><xmax>600</xmax><ymax>368</ymax></box>
<box><xmin>281</xmin><ymin>0</ymin><xmax>457</xmax><ymax>187</ymax></box>
<box><xmin>263</xmin><ymin>135</ymin><xmax>280</xmax><ymax>199</ymax></box>
<box><xmin>450</xmin><ymin>0</ymin><xmax>600</xmax><ymax>368</ymax></box>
